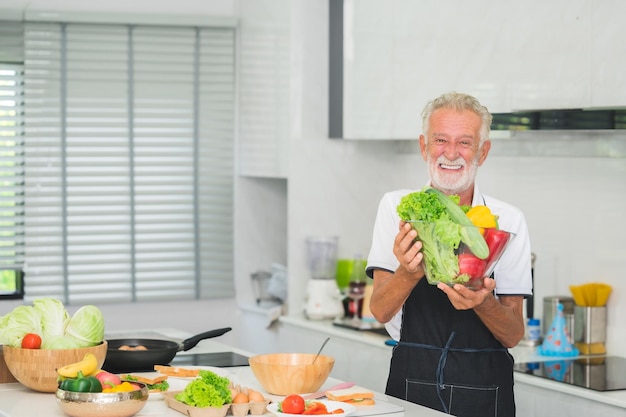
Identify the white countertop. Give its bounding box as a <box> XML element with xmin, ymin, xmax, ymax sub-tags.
<box><xmin>280</xmin><ymin>315</ymin><xmax>626</xmax><ymax>410</ymax></box>
<box><xmin>0</xmin><ymin>328</ymin><xmax>447</xmax><ymax>417</ymax></box>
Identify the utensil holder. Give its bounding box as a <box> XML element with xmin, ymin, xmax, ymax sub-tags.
<box><xmin>574</xmin><ymin>306</ymin><xmax>607</xmax><ymax>344</ymax></box>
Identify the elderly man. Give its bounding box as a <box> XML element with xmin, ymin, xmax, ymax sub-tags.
<box><xmin>367</xmin><ymin>92</ymin><xmax>532</xmax><ymax>417</ymax></box>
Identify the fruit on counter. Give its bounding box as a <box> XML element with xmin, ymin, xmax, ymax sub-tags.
<box><xmin>21</xmin><ymin>333</ymin><xmax>42</xmax><ymax>349</ymax></box>
<box><xmin>59</xmin><ymin>371</ymin><xmax>103</xmax><ymax>393</ymax></box>
<box><xmin>277</xmin><ymin>395</ymin><xmax>345</xmax><ymax>415</ymax></box>
<box><xmin>281</xmin><ymin>394</ymin><xmax>305</xmax><ymax>414</ymax></box>
<box><xmin>0</xmin><ymin>298</ymin><xmax>105</xmax><ymax>349</ymax></box>
<box><xmin>57</xmin><ymin>353</ymin><xmax>99</xmax><ymax>378</ymax></box>
<box><xmin>95</xmin><ymin>370</ymin><xmax>122</xmax><ymax>388</ymax></box>
<box><xmin>102</xmin><ymin>381</ymin><xmax>137</xmax><ymax>393</ymax></box>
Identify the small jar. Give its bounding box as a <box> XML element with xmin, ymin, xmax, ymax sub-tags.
<box><xmin>527</xmin><ymin>318</ymin><xmax>541</xmax><ymax>342</ymax></box>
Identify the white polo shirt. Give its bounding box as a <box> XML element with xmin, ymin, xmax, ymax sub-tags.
<box><xmin>366</xmin><ymin>185</ymin><xmax>533</xmax><ymax>340</ymax></box>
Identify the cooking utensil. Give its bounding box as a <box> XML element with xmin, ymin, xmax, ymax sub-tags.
<box><xmin>103</xmin><ymin>327</ymin><xmax>232</xmax><ymax>373</ymax></box>
<box><xmin>301</xmin><ymin>381</ymin><xmax>355</xmax><ymax>400</ymax></box>
<box><xmin>312</xmin><ymin>337</ymin><xmax>330</xmax><ymax>364</ymax></box>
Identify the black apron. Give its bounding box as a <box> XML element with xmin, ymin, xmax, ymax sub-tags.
<box><xmin>385</xmin><ymin>279</ymin><xmax>516</xmax><ymax>417</ymax></box>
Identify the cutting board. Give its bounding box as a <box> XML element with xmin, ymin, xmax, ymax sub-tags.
<box><xmin>351</xmin><ymin>397</ymin><xmax>404</xmax><ymax>416</ymax></box>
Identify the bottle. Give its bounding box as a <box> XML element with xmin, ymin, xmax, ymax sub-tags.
<box><xmin>347</xmin><ymin>255</ymin><xmax>366</xmax><ymax>320</ymax></box>
<box><xmin>527</xmin><ymin>318</ymin><xmax>541</xmax><ymax>343</ymax></box>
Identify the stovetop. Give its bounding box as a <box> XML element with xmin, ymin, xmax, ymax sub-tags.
<box><xmin>514</xmin><ymin>356</ymin><xmax>626</xmax><ymax>391</ymax></box>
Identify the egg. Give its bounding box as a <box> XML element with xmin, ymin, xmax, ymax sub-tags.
<box><xmin>233</xmin><ymin>392</ymin><xmax>249</xmax><ymax>404</ymax></box>
<box><xmin>247</xmin><ymin>389</ymin><xmax>265</xmax><ymax>403</ymax></box>
<box><xmin>230</xmin><ymin>387</ymin><xmax>240</xmax><ymax>400</ymax></box>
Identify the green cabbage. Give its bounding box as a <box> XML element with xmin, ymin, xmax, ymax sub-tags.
<box><xmin>65</xmin><ymin>305</ymin><xmax>105</xmax><ymax>346</ymax></box>
<box><xmin>0</xmin><ymin>298</ymin><xmax>104</xmax><ymax>349</ymax></box>
<box><xmin>0</xmin><ymin>305</ymin><xmax>42</xmax><ymax>347</ymax></box>
<box><xmin>33</xmin><ymin>298</ymin><xmax>70</xmax><ymax>341</ymax></box>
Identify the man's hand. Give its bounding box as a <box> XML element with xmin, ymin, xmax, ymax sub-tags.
<box><xmin>394</xmin><ymin>221</ymin><xmax>423</xmax><ymax>275</ymax></box>
<box><xmin>436</xmin><ymin>277</ymin><xmax>496</xmax><ymax>310</ymax></box>
<box><xmin>437</xmin><ymin>277</ymin><xmax>525</xmax><ymax>347</ymax></box>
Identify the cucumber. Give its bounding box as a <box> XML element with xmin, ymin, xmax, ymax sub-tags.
<box><xmin>424</xmin><ymin>187</ymin><xmax>489</xmax><ymax>259</ymax></box>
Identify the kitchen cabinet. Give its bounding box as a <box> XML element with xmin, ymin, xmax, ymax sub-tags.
<box><xmin>515</xmin><ymin>377</ymin><xmax>626</xmax><ymax>417</ymax></box>
<box><xmin>338</xmin><ymin>0</ymin><xmax>511</xmax><ymax>139</ymax></box>
<box><xmin>590</xmin><ymin>0</ymin><xmax>626</xmax><ymax>108</ymax></box>
<box><xmin>335</xmin><ymin>0</ymin><xmax>626</xmax><ymax>139</ymax></box>
<box><xmin>508</xmin><ymin>0</ymin><xmax>592</xmax><ymax>110</ymax></box>
<box><xmin>277</xmin><ymin>316</ymin><xmax>393</xmax><ymax>393</ymax></box>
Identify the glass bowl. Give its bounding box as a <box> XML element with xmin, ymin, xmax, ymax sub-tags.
<box><xmin>409</xmin><ymin>221</ymin><xmax>515</xmax><ymax>290</ymax></box>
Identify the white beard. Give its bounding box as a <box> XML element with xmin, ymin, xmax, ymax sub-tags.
<box><xmin>428</xmin><ymin>154</ymin><xmax>479</xmax><ymax>195</ymax></box>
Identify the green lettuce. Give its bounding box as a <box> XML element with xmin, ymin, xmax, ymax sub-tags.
<box><xmin>175</xmin><ymin>370</ymin><xmax>232</xmax><ymax>408</ymax></box>
<box><xmin>397</xmin><ymin>187</ymin><xmax>468</xmax><ymax>285</ymax></box>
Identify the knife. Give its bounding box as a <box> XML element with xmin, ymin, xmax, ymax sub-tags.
<box><xmin>301</xmin><ymin>381</ymin><xmax>356</xmax><ymax>400</ymax></box>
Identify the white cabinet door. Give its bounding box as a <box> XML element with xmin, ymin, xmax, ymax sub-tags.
<box><xmin>508</xmin><ymin>0</ymin><xmax>592</xmax><ymax>110</ymax></box>
<box><xmin>590</xmin><ymin>0</ymin><xmax>626</xmax><ymax>108</ymax></box>
<box><xmin>343</xmin><ymin>0</ymin><xmax>512</xmax><ymax>140</ymax></box>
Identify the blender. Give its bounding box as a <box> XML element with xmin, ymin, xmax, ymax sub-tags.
<box><xmin>304</xmin><ymin>236</ymin><xmax>344</xmax><ymax>320</ymax></box>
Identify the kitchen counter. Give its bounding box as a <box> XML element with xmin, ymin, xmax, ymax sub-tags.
<box><xmin>0</xmin><ymin>328</ymin><xmax>447</xmax><ymax>417</ymax></box>
<box><xmin>280</xmin><ymin>315</ymin><xmax>626</xmax><ymax>413</ymax></box>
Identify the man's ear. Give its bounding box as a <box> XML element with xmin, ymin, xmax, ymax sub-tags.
<box><xmin>419</xmin><ymin>135</ymin><xmax>427</xmax><ymax>161</ymax></box>
<box><xmin>477</xmin><ymin>140</ymin><xmax>491</xmax><ymax>166</ymax></box>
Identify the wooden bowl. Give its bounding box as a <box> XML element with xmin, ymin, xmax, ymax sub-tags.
<box><xmin>2</xmin><ymin>341</ymin><xmax>107</xmax><ymax>393</ymax></box>
<box><xmin>248</xmin><ymin>353</ymin><xmax>334</xmax><ymax>395</ymax></box>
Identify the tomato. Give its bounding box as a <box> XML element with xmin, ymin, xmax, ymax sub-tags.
<box><xmin>458</xmin><ymin>253</ymin><xmax>487</xmax><ymax>280</ymax></box>
<box><xmin>21</xmin><ymin>333</ymin><xmax>42</xmax><ymax>349</ymax></box>
<box><xmin>484</xmin><ymin>228</ymin><xmax>511</xmax><ymax>264</ymax></box>
<box><xmin>281</xmin><ymin>394</ymin><xmax>305</xmax><ymax>414</ymax></box>
<box><xmin>302</xmin><ymin>401</ymin><xmax>329</xmax><ymax>415</ymax></box>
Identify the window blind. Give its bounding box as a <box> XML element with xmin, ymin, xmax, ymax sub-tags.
<box><xmin>22</xmin><ymin>22</ymin><xmax>235</xmax><ymax>304</ymax></box>
<box><xmin>0</xmin><ymin>62</ymin><xmax>25</xmax><ymax>271</ymax></box>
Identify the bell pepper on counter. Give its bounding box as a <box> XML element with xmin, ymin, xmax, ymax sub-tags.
<box><xmin>59</xmin><ymin>371</ymin><xmax>103</xmax><ymax>393</ymax></box>
<box><xmin>102</xmin><ymin>381</ymin><xmax>137</xmax><ymax>393</ymax></box>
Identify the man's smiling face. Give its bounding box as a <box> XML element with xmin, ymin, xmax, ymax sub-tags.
<box><xmin>419</xmin><ymin>108</ymin><xmax>490</xmax><ymax>196</ymax></box>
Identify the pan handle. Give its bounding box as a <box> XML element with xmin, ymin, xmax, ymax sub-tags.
<box><xmin>180</xmin><ymin>327</ymin><xmax>232</xmax><ymax>351</ymax></box>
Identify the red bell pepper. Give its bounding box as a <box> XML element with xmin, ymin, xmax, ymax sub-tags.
<box><xmin>458</xmin><ymin>253</ymin><xmax>487</xmax><ymax>281</ymax></box>
<box><xmin>484</xmin><ymin>228</ymin><xmax>511</xmax><ymax>264</ymax></box>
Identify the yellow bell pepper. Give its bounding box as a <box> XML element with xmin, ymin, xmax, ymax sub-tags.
<box><xmin>102</xmin><ymin>381</ymin><xmax>137</xmax><ymax>393</ymax></box>
<box><xmin>466</xmin><ymin>205</ymin><xmax>497</xmax><ymax>234</ymax></box>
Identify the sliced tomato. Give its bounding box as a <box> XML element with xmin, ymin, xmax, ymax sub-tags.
<box><xmin>458</xmin><ymin>253</ymin><xmax>487</xmax><ymax>280</ymax></box>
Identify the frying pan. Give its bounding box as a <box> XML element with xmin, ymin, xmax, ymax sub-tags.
<box><xmin>102</xmin><ymin>327</ymin><xmax>232</xmax><ymax>373</ymax></box>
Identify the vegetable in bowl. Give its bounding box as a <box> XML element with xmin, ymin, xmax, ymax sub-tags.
<box><xmin>0</xmin><ymin>298</ymin><xmax>104</xmax><ymax>349</ymax></box>
<box><xmin>397</xmin><ymin>187</ymin><xmax>513</xmax><ymax>289</ymax></box>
